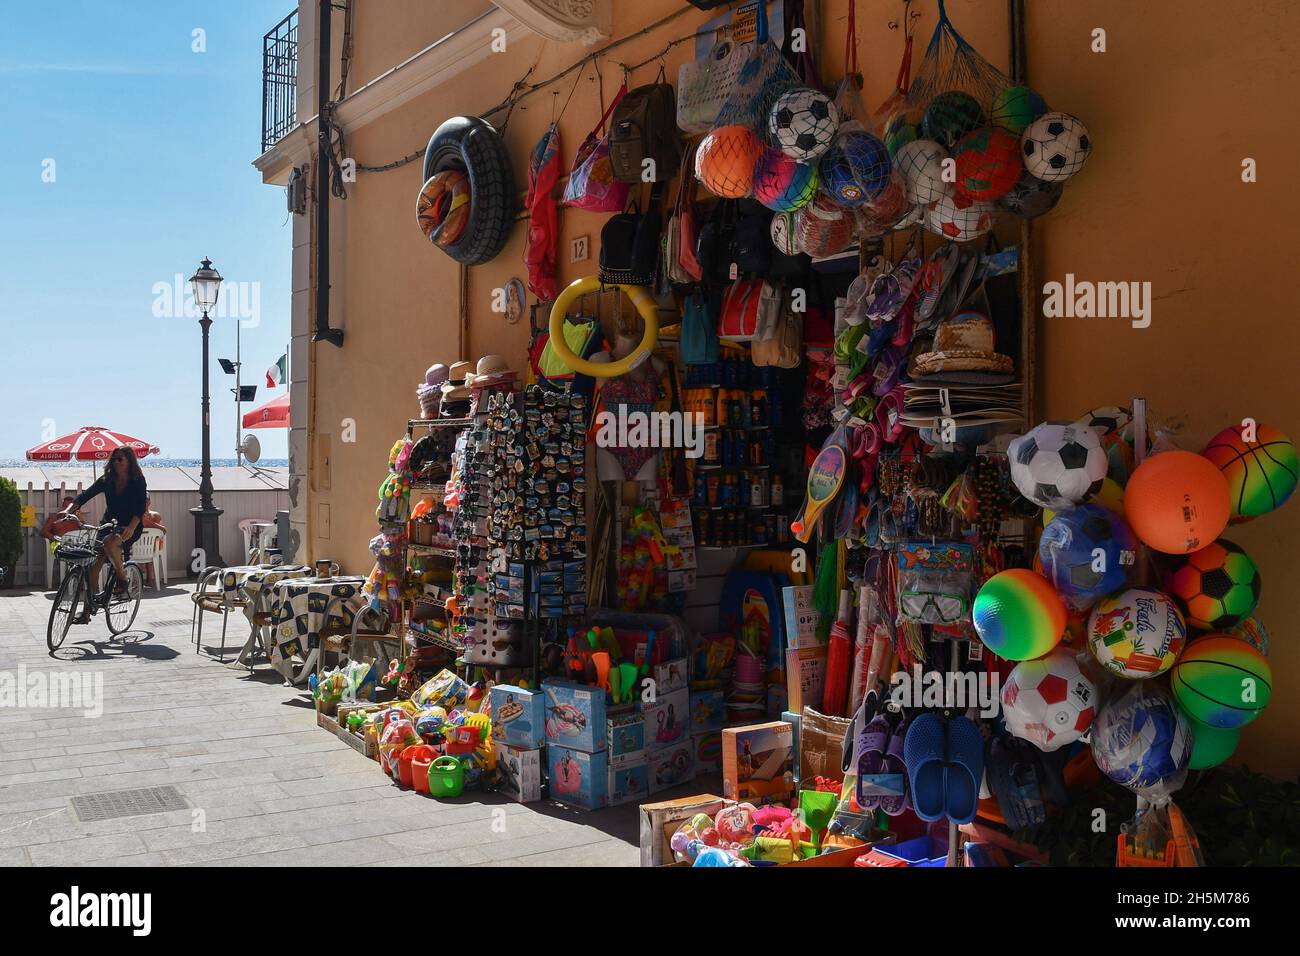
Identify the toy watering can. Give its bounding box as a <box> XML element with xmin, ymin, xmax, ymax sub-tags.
<box><xmin>428</xmin><ymin>756</ymin><xmax>465</xmax><ymax>798</ymax></box>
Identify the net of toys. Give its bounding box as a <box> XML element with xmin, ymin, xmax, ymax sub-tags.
<box><xmin>297</xmin><ymin>0</ymin><xmax>1291</xmax><ymax>870</ymax></box>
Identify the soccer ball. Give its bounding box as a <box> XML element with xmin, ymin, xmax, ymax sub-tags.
<box><xmin>894</xmin><ymin>138</ymin><xmax>951</xmax><ymax>206</ymax></box>
<box><xmin>1076</xmin><ymin>405</ymin><xmax>1133</xmax><ymax>439</ymax></box>
<box><xmin>1088</xmin><ymin>586</ymin><xmax>1187</xmax><ymax>678</ymax></box>
<box><xmin>1090</xmin><ymin>684</ymin><xmax>1191</xmax><ymax>792</ymax></box>
<box><xmin>1165</xmin><ymin>538</ymin><xmax>1261</xmax><ymax>631</ymax></box>
<box><xmin>770</xmin><ymin>210</ymin><xmax>803</xmax><ymax>255</ymax></box>
<box><xmin>997</xmin><ymin>169</ymin><xmax>1063</xmax><ymax>219</ymax></box>
<box><xmin>925</xmin><ymin>192</ymin><xmax>993</xmax><ymax>242</ymax></box>
<box><xmin>1009</xmin><ymin>421</ymin><xmax>1108</xmax><ymax>509</ymax></box>
<box><xmin>819</xmin><ymin>131</ymin><xmax>892</xmax><ymax>205</ymax></box>
<box><xmin>768</xmin><ymin>88</ymin><xmax>839</xmax><ymax>163</ymax></box>
<box><xmin>1001</xmin><ymin>648</ymin><xmax>1097</xmax><ymax>752</ymax></box>
<box><xmin>1039</xmin><ymin>503</ymin><xmax>1138</xmax><ymax>609</ymax></box>
<box><xmin>1021</xmin><ymin>111</ymin><xmax>1092</xmax><ymax>182</ymax></box>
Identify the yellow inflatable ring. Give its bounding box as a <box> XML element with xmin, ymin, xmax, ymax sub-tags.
<box><xmin>548</xmin><ymin>276</ymin><xmax>659</xmax><ymax>378</ymax></box>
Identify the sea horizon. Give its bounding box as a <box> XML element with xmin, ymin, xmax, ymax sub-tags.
<box><xmin>1</xmin><ymin>457</ymin><xmax>289</xmax><ymax>469</ymax></box>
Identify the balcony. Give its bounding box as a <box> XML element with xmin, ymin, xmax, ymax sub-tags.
<box><xmin>261</xmin><ymin>10</ymin><xmax>298</xmax><ymax>153</ymax></box>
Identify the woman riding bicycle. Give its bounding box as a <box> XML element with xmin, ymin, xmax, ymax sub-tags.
<box><xmin>60</xmin><ymin>446</ymin><xmax>148</xmax><ymax>602</ymax></box>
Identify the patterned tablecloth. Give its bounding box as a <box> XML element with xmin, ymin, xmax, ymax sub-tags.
<box><xmin>220</xmin><ymin>564</ymin><xmax>313</xmax><ymax>606</ymax></box>
<box><xmin>268</xmin><ymin>577</ymin><xmax>368</xmax><ymax>680</ymax></box>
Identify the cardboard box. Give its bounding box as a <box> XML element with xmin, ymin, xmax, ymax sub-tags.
<box><xmin>722</xmin><ymin>721</ymin><xmax>794</xmax><ymax>805</ymax></box>
<box><xmin>548</xmin><ymin>745</ymin><xmax>608</xmax><ymax>811</ymax></box>
<box><xmin>607</xmin><ymin>712</ymin><xmax>646</xmax><ymax>767</ymax></box>
<box><xmin>489</xmin><ymin>684</ymin><xmax>546</xmax><ymax>750</ymax></box>
<box><xmin>653</xmin><ymin>657</ymin><xmax>689</xmax><ymax>695</ymax></box>
<box><xmin>496</xmin><ymin>744</ymin><xmax>543</xmax><ymax>803</ymax></box>
<box><xmin>693</xmin><ymin>730</ymin><xmax>722</xmax><ymax>772</ymax></box>
<box><xmin>646</xmin><ymin>741</ymin><xmax>696</xmax><ymax>794</ymax></box>
<box><xmin>688</xmin><ymin>689</ymin><xmax>725</xmax><ymax>733</ymax></box>
<box><xmin>643</xmin><ymin>687</ymin><xmax>689</xmax><ymax>748</ymax></box>
<box><xmin>608</xmin><ymin>761</ymin><xmax>649</xmax><ymax>806</ymax></box>
<box><xmin>782</xmin><ymin>585</ymin><xmax>820</xmax><ymax>649</ymax></box>
<box><xmin>799</xmin><ymin>707</ymin><xmax>853</xmax><ymax>786</ymax></box>
<box><xmin>317</xmin><ymin>702</ymin><xmax>386</xmax><ymax>759</ymax></box>
<box><xmin>542</xmin><ymin>678</ymin><xmax>607</xmax><ymax>753</ymax></box>
<box><xmin>638</xmin><ymin>793</ymin><xmax>727</xmax><ymax>867</ymax></box>
<box><xmin>786</xmin><ymin>643</ymin><xmax>828</xmax><ymax>713</ymax></box>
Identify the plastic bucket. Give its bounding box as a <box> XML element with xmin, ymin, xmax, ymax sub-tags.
<box><xmin>400</xmin><ymin>744</ymin><xmax>438</xmax><ymax>792</ymax></box>
<box><xmin>428</xmin><ymin>755</ymin><xmax>465</xmax><ymax>798</ymax></box>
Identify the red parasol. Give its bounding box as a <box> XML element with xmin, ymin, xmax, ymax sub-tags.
<box><xmin>26</xmin><ymin>426</ymin><xmax>160</xmax><ymax>462</ymax></box>
<box><xmin>242</xmin><ymin>393</ymin><xmax>290</xmax><ymax>429</ymax></box>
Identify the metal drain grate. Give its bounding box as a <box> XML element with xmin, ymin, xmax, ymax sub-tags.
<box><xmin>71</xmin><ymin>785</ymin><xmax>189</xmax><ymax>823</ymax></box>
<box><xmin>149</xmin><ymin>619</ymin><xmax>192</xmax><ymax>628</ymax></box>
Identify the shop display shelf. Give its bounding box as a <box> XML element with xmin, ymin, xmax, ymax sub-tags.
<box><xmin>408</xmin><ymin>543</ymin><xmax>457</xmax><ymax>559</ymax></box>
<box><xmin>408</xmin><ymin>417</ymin><xmax>473</xmax><ymax>431</ymax></box>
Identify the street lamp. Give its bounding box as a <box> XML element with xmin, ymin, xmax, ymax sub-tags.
<box><xmin>189</xmin><ymin>257</ymin><xmax>226</xmax><ymax>572</ymax></box>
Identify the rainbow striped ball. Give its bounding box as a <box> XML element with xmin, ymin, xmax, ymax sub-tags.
<box><xmin>973</xmin><ymin>568</ymin><xmax>1067</xmax><ymax>660</ymax></box>
<box><xmin>1170</xmin><ymin>636</ymin><xmax>1271</xmax><ymax>729</ymax></box>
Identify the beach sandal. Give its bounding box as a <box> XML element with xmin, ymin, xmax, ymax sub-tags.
<box><xmin>891</xmin><ymin>297</ymin><xmax>916</xmax><ymax>347</ymax></box>
<box><xmin>879</xmin><ymin>714</ymin><xmax>911</xmax><ymax>816</ymax></box>
<box><xmin>871</xmin><ymin>345</ymin><xmax>906</xmax><ymax>397</ymax></box>
<box><xmin>903</xmin><ymin>712</ymin><xmax>947</xmax><ymax>822</ymax></box>
<box><xmin>854</xmin><ymin>714</ymin><xmax>892</xmax><ymax>811</ymax></box>
<box><xmin>944</xmin><ymin>715</ymin><xmax>986</xmax><ymax>825</ymax></box>
<box><xmin>915</xmin><ymin>243</ymin><xmax>962</xmax><ymax>322</ymax></box>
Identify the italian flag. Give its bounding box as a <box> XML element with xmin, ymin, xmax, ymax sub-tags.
<box><xmin>266</xmin><ymin>352</ymin><xmax>287</xmax><ymax>387</ymax></box>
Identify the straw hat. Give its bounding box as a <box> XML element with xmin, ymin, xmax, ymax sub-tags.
<box><xmin>466</xmin><ymin>354</ymin><xmax>516</xmax><ymax>389</ymax></box>
<box><xmin>909</xmin><ymin>311</ymin><xmax>1013</xmax><ymax>378</ymax></box>
<box><xmin>424</xmin><ymin>363</ymin><xmax>449</xmax><ymax>387</ymax></box>
<box><xmin>440</xmin><ymin>360</ymin><xmax>474</xmax><ymax>400</ymax></box>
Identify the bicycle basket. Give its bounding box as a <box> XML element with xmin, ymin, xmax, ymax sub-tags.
<box><xmin>56</xmin><ymin>529</ymin><xmax>99</xmax><ymax>563</ymax></box>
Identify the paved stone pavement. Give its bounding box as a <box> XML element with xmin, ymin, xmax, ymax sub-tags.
<box><xmin>0</xmin><ymin>583</ymin><xmax>715</xmax><ymax>866</ymax></box>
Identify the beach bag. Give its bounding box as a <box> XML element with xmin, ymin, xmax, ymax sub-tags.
<box><xmin>666</xmin><ymin>142</ymin><xmax>704</xmax><ymax>284</ymax></box>
<box><xmin>610</xmin><ymin>71</ymin><xmax>682</xmax><ymax>184</ymax></box>
<box><xmin>752</xmin><ymin>289</ymin><xmax>803</xmax><ymax>369</ymax></box>
<box><xmin>677</xmin><ymin>37</ymin><xmax>748</xmax><ymax>134</ymax></box>
<box><xmin>719</xmin><ymin>278</ymin><xmax>777</xmax><ymax>342</ymax></box>
<box><xmin>680</xmin><ymin>292</ymin><xmax>720</xmax><ymax>364</ymax></box>
<box><xmin>563</xmin><ymin>83</ymin><xmax>630</xmax><ymax>212</ymax></box>
<box><xmin>599</xmin><ymin>199</ymin><xmax>661</xmax><ymax>286</ymax></box>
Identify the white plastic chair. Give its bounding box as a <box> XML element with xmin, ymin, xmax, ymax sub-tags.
<box><xmin>239</xmin><ymin>519</ymin><xmax>276</xmax><ymax>564</ymax></box>
<box><xmin>129</xmin><ymin>528</ymin><xmax>166</xmax><ymax>591</ymax></box>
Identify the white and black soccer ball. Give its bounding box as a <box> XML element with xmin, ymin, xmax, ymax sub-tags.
<box><xmin>1021</xmin><ymin>111</ymin><xmax>1092</xmax><ymax>182</ymax></box>
<box><xmin>1008</xmin><ymin>421</ymin><xmax>1108</xmax><ymax>510</ymax></box>
<box><xmin>1076</xmin><ymin>405</ymin><xmax>1132</xmax><ymax>439</ymax></box>
<box><xmin>769</xmin><ymin>88</ymin><xmax>839</xmax><ymax>163</ymax></box>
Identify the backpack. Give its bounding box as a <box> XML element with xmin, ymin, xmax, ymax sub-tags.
<box><xmin>599</xmin><ymin>198</ymin><xmax>661</xmax><ymax>286</ymax></box>
<box><xmin>609</xmin><ymin>72</ymin><xmax>683</xmax><ymax>186</ymax></box>
<box><xmin>731</xmin><ymin>203</ymin><xmax>773</xmax><ymax>277</ymax></box>
<box><xmin>680</xmin><ymin>292</ymin><xmax>719</xmax><ymax>365</ymax></box>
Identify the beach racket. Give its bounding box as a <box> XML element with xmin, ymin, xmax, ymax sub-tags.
<box><xmin>790</xmin><ymin>443</ymin><xmax>847</xmax><ymax>543</ymax></box>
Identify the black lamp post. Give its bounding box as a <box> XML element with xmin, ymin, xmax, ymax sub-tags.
<box><xmin>189</xmin><ymin>257</ymin><xmax>226</xmax><ymax>572</ymax></box>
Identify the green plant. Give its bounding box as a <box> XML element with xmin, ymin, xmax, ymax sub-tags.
<box><xmin>0</xmin><ymin>477</ymin><xmax>22</xmax><ymax>579</ymax></box>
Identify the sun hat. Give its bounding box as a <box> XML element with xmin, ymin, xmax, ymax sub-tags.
<box><xmin>424</xmin><ymin>363</ymin><xmax>449</xmax><ymax>387</ymax></box>
<box><xmin>466</xmin><ymin>354</ymin><xmax>517</xmax><ymax>389</ymax></box>
<box><xmin>440</xmin><ymin>360</ymin><xmax>475</xmax><ymax>401</ymax></box>
<box><xmin>909</xmin><ymin>311</ymin><xmax>1014</xmax><ymax>379</ymax></box>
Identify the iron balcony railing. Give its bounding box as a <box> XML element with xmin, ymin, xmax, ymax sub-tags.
<box><xmin>262</xmin><ymin>10</ymin><xmax>298</xmax><ymax>152</ymax></box>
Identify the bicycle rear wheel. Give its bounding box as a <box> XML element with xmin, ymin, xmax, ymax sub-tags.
<box><xmin>106</xmin><ymin>565</ymin><xmax>144</xmax><ymax>635</ymax></box>
<box><xmin>48</xmin><ymin>569</ymin><xmax>84</xmax><ymax>651</ymax></box>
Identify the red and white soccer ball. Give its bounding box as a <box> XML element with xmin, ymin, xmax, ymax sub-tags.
<box><xmin>1001</xmin><ymin>647</ymin><xmax>1097</xmax><ymax>752</ymax></box>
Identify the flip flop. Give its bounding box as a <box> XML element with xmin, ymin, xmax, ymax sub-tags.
<box><xmin>854</xmin><ymin>714</ymin><xmax>892</xmax><ymax>811</ymax></box>
<box><xmin>878</xmin><ymin>715</ymin><xmax>911</xmax><ymax>816</ymax></box>
<box><xmin>903</xmin><ymin>712</ymin><xmax>947</xmax><ymax>822</ymax></box>
<box><xmin>944</xmin><ymin>715</ymin><xmax>986</xmax><ymax>825</ymax></box>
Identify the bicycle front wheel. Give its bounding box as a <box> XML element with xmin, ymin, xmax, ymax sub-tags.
<box><xmin>48</xmin><ymin>569</ymin><xmax>84</xmax><ymax>651</ymax></box>
<box><xmin>106</xmin><ymin>565</ymin><xmax>144</xmax><ymax>635</ymax></box>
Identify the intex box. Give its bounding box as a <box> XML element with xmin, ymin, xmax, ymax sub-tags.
<box><xmin>608</xmin><ymin>761</ymin><xmax>649</xmax><ymax>806</ymax></box>
<box><xmin>489</xmin><ymin>684</ymin><xmax>545</xmax><ymax>750</ymax></box>
<box><xmin>549</xmin><ymin>745</ymin><xmax>608</xmax><ymax>811</ymax></box>
<box><xmin>722</xmin><ymin>721</ymin><xmax>794</xmax><ymax>806</ymax></box>
<box><xmin>689</xmin><ymin>688</ymin><xmax>726</xmax><ymax>733</ymax></box>
<box><xmin>496</xmin><ymin>744</ymin><xmax>542</xmax><ymax>803</ymax></box>
<box><xmin>646</xmin><ymin>741</ymin><xmax>697</xmax><ymax>795</ymax></box>
<box><xmin>653</xmin><ymin>657</ymin><xmax>689</xmax><ymax>695</ymax></box>
<box><xmin>607</xmin><ymin>711</ymin><xmax>646</xmax><ymax>767</ymax></box>
<box><xmin>693</xmin><ymin>730</ymin><xmax>722</xmax><ymax>772</ymax></box>
<box><xmin>542</xmin><ymin>678</ymin><xmax>607</xmax><ymax>753</ymax></box>
<box><xmin>643</xmin><ymin>687</ymin><xmax>689</xmax><ymax>749</ymax></box>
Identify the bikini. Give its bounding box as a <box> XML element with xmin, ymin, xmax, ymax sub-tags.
<box><xmin>598</xmin><ymin>372</ymin><xmax>661</xmax><ymax>479</ymax></box>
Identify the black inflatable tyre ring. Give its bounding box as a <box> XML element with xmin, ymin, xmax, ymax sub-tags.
<box><xmin>421</xmin><ymin>116</ymin><xmax>515</xmax><ymax>266</ymax></box>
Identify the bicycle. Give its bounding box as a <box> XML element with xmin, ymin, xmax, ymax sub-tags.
<box><xmin>47</xmin><ymin>517</ymin><xmax>144</xmax><ymax>651</ymax></box>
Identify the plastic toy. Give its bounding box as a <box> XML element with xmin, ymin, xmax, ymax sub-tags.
<box><xmin>548</xmin><ymin>276</ymin><xmax>659</xmax><ymax>378</ymax></box>
<box><xmin>790</xmin><ymin>442</ymin><xmax>847</xmax><ymax>542</ymax></box>
<box><xmin>798</xmin><ymin>789</ymin><xmax>838</xmax><ymax>851</ymax></box>
<box><xmin>427</xmin><ymin>756</ymin><xmax>465</xmax><ymax>798</ymax></box>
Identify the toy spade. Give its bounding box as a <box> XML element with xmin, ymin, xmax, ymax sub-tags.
<box><xmin>790</xmin><ymin>443</ymin><xmax>847</xmax><ymax>543</ymax></box>
<box><xmin>591</xmin><ymin>652</ymin><xmax>611</xmax><ymax>694</ymax></box>
<box><xmin>640</xmin><ymin>629</ymin><xmax>658</xmax><ymax>678</ymax></box>
<box><xmin>608</xmin><ymin>667</ymin><xmax>622</xmax><ymax>704</ymax></box>
<box><xmin>799</xmin><ymin>790</ymin><xmax>837</xmax><ymax>853</ymax></box>
<box><xmin>618</xmin><ymin>663</ymin><xmax>639</xmax><ymax>704</ymax></box>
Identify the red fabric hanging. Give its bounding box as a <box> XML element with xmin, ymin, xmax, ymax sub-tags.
<box><xmin>524</xmin><ymin>123</ymin><xmax>562</xmax><ymax>301</ymax></box>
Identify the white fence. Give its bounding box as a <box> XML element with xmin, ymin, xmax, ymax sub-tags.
<box><xmin>3</xmin><ymin>467</ymin><xmax>289</xmax><ymax>590</ymax></box>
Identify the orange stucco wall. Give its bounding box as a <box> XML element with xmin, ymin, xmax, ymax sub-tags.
<box><xmin>300</xmin><ymin>0</ymin><xmax>1299</xmax><ymax>776</ymax></box>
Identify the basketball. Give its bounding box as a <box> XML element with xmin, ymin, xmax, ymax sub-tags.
<box><xmin>1185</xmin><ymin>720</ymin><xmax>1240</xmax><ymax>771</ymax></box>
<box><xmin>1087</xmin><ymin>587</ymin><xmax>1186</xmax><ymax>679</ymax></box>
<box><xmin>1200</xmin><ymin>423</ymin><xmax>1298</xmax><ymax>522</ymax></box>
<box><xmin>1164</xmin><ymin>538</ymin><xmax>1261</xmax><ymax>631</ymax></box>
<box><xmin>953</xmin><ymin>126</ymin><xmax>1023</xmax><ymax>201</ymax></box>
<box><xmin>989</xmin><ymin>85</ymin><xmax>1049</xmax><ymax>135</ymax></box>
<box><xmin>1170</xmin><ymin>635</ymin><xmax>1271</xmax><ymax>729</ymax></box>
<box><xmin>972</xmin><ymin>568</ymin><xmax>1067</xmax><ymax>661</ymax></box>
<box><xmin>752</xmin><ymin>148</ymin><xmax>819</xmax><ymax>212</ymax></box>
<box><xmin>695</xmin><ymin>125</ymin><xmax>764</xmax><ymax>199</ymax></box>
<box><xmin>1124</xmin><ymin>450</ymin><xmax>1230</xmax><ymax>554</ymax></box>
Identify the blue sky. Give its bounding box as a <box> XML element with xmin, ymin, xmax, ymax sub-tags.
<box><xmin>0</xmin><ymin>0</ymin><xmax>294</xmax><ymax>460</ymax></box>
